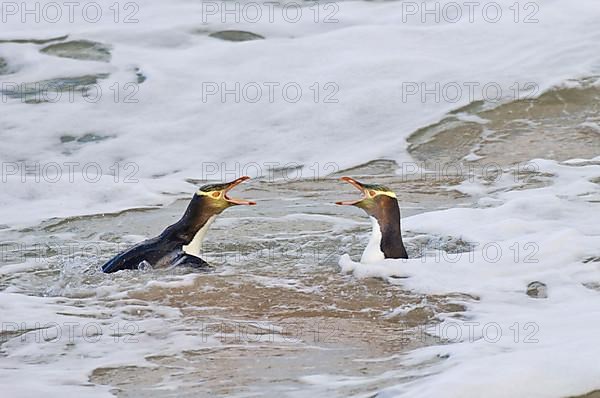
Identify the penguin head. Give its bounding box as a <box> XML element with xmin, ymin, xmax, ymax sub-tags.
<box><xmin>196</xmin><ymin>176</ymin><xmax>256</xmax><ymax>213</ymax></box>
<box><xmin>335</xmin><ymin>177</ymin><xmax>398</xmax><ymax>219</ymax></box>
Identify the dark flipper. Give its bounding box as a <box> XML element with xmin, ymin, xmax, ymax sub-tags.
<box><xmin>102</xmin><ymin>238</ymin><xmax>169</xmax><ymax>273</ymax></box>
<box><xmin>172</xmin><ymin>253</ymin><xmax>214</xmax><ymax>271</ymax></box>
<box><xmin>102</xmin><ymin>248</ymin><xmax>148</xmax><ymax>273</ymax></box>
<box><xmin>102</xmin><ymin>237</ymin><xmax>214</xmax><ymax>273</ymax></box>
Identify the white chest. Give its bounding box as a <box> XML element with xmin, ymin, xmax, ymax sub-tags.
<box><xmin>361</xmin><ymin>216</ymin><xmax>385</xmax><ymax>264</ymax></box>
<box><xmin>182</xmin><ymin>216</ymin><xmax>216</xmax><ymax>257</ymax></box>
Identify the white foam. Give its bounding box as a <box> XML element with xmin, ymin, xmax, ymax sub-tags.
<box><xmin>0</xmin><ymin>288</ymin><xmax>221</xmax><ymax>397</ymax></box>
<box><xmin>2</xmin><ymin>0</ymin><xmax>600</xmax><ymax>226</ymax></box>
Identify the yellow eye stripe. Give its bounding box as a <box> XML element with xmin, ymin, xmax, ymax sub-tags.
<box><xmin>370</xmin><ymin>190</ymin><xmax>397</xmax><ymax>199</ymax></box>
<box><xmin>197</xmin><ymin>190</ymin><xmax>220</xmax><ymax>197</ymax></box>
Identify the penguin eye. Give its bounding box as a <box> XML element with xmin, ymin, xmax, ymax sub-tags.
<box><xmin>212</xmin><ymin>192</ymin><xmax>221</xmax><ymax>198</ymax></box>
<box><xmin>368</xmin><ymin>190</ymin><xmax>377</xmax><ymax>197</ymax></box>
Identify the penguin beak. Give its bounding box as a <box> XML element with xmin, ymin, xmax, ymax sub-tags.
<box><xmin>335</xmin><ymin>177</ymin><xmax>368</xmax><ymax>206</ymax></box>
<box><xmin>223</xmin><ymin>176</ymin><xmax>256</xmax><ymax>206</ymax></box>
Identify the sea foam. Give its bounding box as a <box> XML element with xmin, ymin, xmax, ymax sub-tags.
<box><xmin>1</xmin><ymin>0</ymin><xmax>600</xmax><ymax>226</ymax></box>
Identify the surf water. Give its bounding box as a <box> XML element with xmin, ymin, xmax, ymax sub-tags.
<box><xmin>1</xmin><ymin>0</ymin><xmax>600</xmax><ymax>397</ymax></box>
<box><xmin>1</xmin><ymin>0</ymin><xmax>600</xmax><ymax>226</ymax></box>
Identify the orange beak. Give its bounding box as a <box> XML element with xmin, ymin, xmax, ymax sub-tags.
<box><xmin>224</xmin><ymin>176</ymin><xmax>256</xmax><ymax>205</ymax></box>
<box><xmin>335</xmin><ymin>177</ymin><xmax>368</xmax><ymax>206</ymax></box>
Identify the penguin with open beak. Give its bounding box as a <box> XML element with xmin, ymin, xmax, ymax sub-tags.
<box><xmin>102</xmin><ymin>176</ymin><xmax>256</xmax><ymax>273</ymax></box>
<box><xmin>336</xmin><ymin>177</ymin><xmax>408</xmax><ymax>263</ymax></box>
